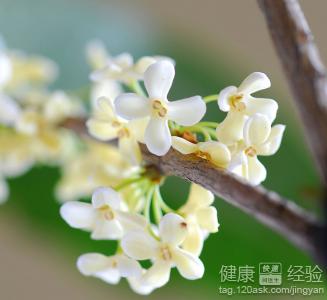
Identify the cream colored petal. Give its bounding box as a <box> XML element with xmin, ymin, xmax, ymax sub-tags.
<box><xmin>91</xmin><ymin>219</ymin><xmax>124</xmax><ymax>240</ymax></box>
<box><xmin>142</xmin><ymin>260</ymin><xmax>171</xmax><ymax>288</ymax></box>
<box><xmin>246</xmin><ymin>156</ymin><xmax>267</xmax><ymax>186</ymax></box>
<box><xmin>0</xmin><ymin>94</ymin><xmax>21</xmax><ymax>126</ymax></box>
<box><xmin>85</xmin><ymin>39</ymin><xmax>109</xmax><ymax>70</ymax></box>
<box><xmin>118</xmin><ymin>136</ymin><xmax>142</xmax><ymax>165</ymax></box>
<box><xmin>198</xmin><ymin>141</ymin><xmax>231</xmax><ymax>167</ymax></box>
<box><xmin>144</xmin><ymin>117</ymin><xmax>171</xmax><ymax>156</ymax></box>
<box><xmin>0</xmin><ymin>177</ymin><xmax>9</xmax><ymax>204</ymax></box>
<box><xmin>60</xmin><ymin>201</ymin><xmax>95</xmax><ymax>230</ymax></box>
<box><xmin>114</xmin><ymin>93</ymin><xmax>150</xmax><ymax>120</ymax></box>
<box><xmin>114</xmin><ymin>52</ymin><xmax>133</xmax><ymax>69</ymax></box>
<box><xmin>116</xmin><ymin>211</ymin><xmax>147</xmax><ymax>232</ymax></box>
<box><xmin>181</xmin><ymin>222</ymin><xmax>204</xmax><ymax>256</ymax></box>
<box><xmin>92</xmin><ymin>187</ymin><xmax>122</xmax><ymax>210</ymax></box>
<box><xmin>257</xmin><ymin>124</ymin><xmax>286</xmax><ymax>156</ymax></box>
<box><xmin>196</xmin><ymin>206</ymin><xmax>219</xmax><ymax>232</ymax></box>
<box><xmin>238</xmin><ymin>72</ymin><xmax>271</xmax><ymax>95</ymax></box>
<box><xmin>243</xmin><ymin>114</ymin><xmax>271</xmax><ymax>147</ymax></box>
<box><xmin>167</xmin><ymin>96</ymin><xmax>206</xmax><ymax>126</ymax></box>
<box><xmin>159</xmin><ymin>213</ymin><xmax>188</xmax><ymax>246</ymax></box>
<box><xmin>217</xmin><ymin>86</ymin><xmax>237</xmax><ymax>112</ymax></box>
<box><xmin>171</xmin><ymin>136</ymin><xmax>198</xmax><ymax>155</ymax></box>
<box><xmin>0</xmin><ymin>51</ymin><xmax>12</xmax><ymax>86</ymax></box>
<box><xmin>245</xmin><ymin>97</ymin><xmax>278</xmax><ymax>123</ymax></box>
<box><xmin>216</xmin><ymin>111</ymin><xmax>246</xmax><ymax>145</ymax></box>
<box><xmin>144</xmin><ymin>60</ymin><xmax>175</xmax><ymax>99</ymax></box>
<box><xmin>128</xmin><ymin>274</ymin><xmax>156</xmax><ymax>295</ymax></box>
<box><xmin>128</xmin><ymin>117</ymin><xmax>149</xmax><ymax>143</ymax></box>
<box><xmin>134</xmin><ymin>56</ymin><xmax>156</xmax><ymax>75</ymax></box>
<box><xmin>173</xmin><ymin>248</ymin><xmax>205</xmax><ymax>280</ymax></box>
<box><xmin>117</xmin><ymin>255</ymin><xmax>142</xmax><ymax>278</ymax></box>
<box><xmin>86</xmin><ymin>119</ymin><xmax>118</xmax><ymax>141</ymax></box>
<box><xmin>121</xmin><ymin>230</ymin><xmax>157</xmax><ymax>260</ymax></box>
<box><xmin>185</xmin><ymin>184</ymin><xmax>215</xmax><ymax>209</ymax></box>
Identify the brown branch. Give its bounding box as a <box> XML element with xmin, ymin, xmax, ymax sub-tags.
<box><xmin>258</xmin><ymin>0</ymin><xmax>327</xmax><ymax>186</ymax></box>
<box><xmin>258</xmin><ymin>0</ymin><xmax>327</xmax><ymax>269</ymax></box>
<box><xmin>62</xmin><ymin>118</ymin><xmax>323</xmax><ymax>262</ymax></box>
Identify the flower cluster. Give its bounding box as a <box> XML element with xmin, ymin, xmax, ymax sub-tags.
<box><xmin>0</xmin><ymin>37</ymin><xmax>285</xmax><ymax>294</ymax></box>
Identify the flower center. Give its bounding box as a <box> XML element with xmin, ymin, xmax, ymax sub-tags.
<box><xmin>159</xmin><ymin>245</ymin><xmax>172</xmax><ymax>261</ymax></box>
<box><xmin>151</xmin><ymin>99</ymin><xmax>168</xmax><ymax>118</ymax></box>
<box><xmin>196</xmin><ymin>150</ymin><xmax>211</xmax><ymax>160</ymax></box>
<box><xmin>99</xmin><ymin>205</ymin><xmax>115</xmax><ymax>220</ymax></box>
<box><xmin>117</xmin><ymin>127</ymin><xmax>130</xmax><ymax>138</ymax></box>
<box><xmin>229</xmin><ymin>94</ymin><xmax>246</xmax><ymax>112</ymax></box>
<box><xmin>245</xmin><ymin>146</ymin><xmax>257</xmax><ymax>157</ymax></box>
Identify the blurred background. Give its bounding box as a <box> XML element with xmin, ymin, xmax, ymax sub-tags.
<box><xmin>0</xmin><ymin>0</ymin><xmax>326</xmax><ymax>299</ymax></box>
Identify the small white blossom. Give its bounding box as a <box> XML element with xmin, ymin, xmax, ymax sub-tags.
<box><xmin>115</xmin><ymin>61</ymin><xmax>206</xmax><ymax>155</ymax></box>
<box><xmin>60</xmin><ymin>187</ymin><xmax>146</xmax><ymax>240</ymax></box>
<box><xmin>0</xmin><ymin>94</ymin><xmax>21</xmax><ymax>126</ymax></box>
<box><xmin>121</xmin><ymin>213</ymin><xmax>205</xmax><ymax>289</ymax></box>
<box><xmin>0</xmin><ymin>39</ymin><xmax>12</xmax><ymax>87</ymax></box>
<box><xmin>179</xmin><ymin>184</ymin><xmax>219</xmax><ymax>256</ymax></box>
<box><xmin>172</xmin><ymin>136</ymin><xmax>231</xmax><ymax>168</ymax></box>
<box><xmin>216</xmin><ymin>72</ymin><xmax>278</xmax><ymax>145</ymax></box>
<box><xmin>77</xmin><ymin>253</ymin><xmax>142</xmax><ymax>285</ymax></box>
<box><xmin>230</xmin><ymin>113</ymin><xmax>285</xmax><ymax>185</ymax></box>
<box><xmin>87</xmin><ymin>97</ymin><xmax>147</xmax><ymax>165</ymax></box>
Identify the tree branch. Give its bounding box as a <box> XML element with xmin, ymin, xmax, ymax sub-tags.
<box><xmin>258</xmin><ymin>0</ymin><xmax>327</xmax><ymax>186</ymax></box>
<box><xmin>258</xmin><ymin>0</ymin><xmax>327</xmax><ymax>267</ymax></box>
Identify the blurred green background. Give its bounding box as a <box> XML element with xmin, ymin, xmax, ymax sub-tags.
<box><xmin>0</xmin><ymin>0</ymin><xmax>326</xmax><ymax>299</ymax></box>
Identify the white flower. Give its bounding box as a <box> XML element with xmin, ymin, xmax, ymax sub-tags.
<box><xmin>127</xmin><ymin>270</ymin><xmax>156</xmax><ymax>295</ymax></box>
<box><xmin>230</xmin><ymin>113</ymin><xmax>285</xmax><ymax>185</ymax></box>
<box><xmin>172</xmin><ymin>136</ymin><xmax>231</xmax><ymax>168</ymax></box>
<box><xmin>0</xmin><ymin>40</ymin><xmax>12</xmax><ymax>87</ymax></box>
<box><xmin>115</xmin><ymin>61</ymin><xmax>206</xmax><ymax>155</ymax></box>
<box><xmin>0</xmin><ymin>94</ymin><xmax>21</xmax><ymax>126</ymax></box>
<box><xmin>216</xmin><ymin>72</ymin><xmax>278</xmax><ymax>145</ymax></box>
<box><xmin>121</xmin><ymin>213</ymin><xmax>205</xmax><ymax>288</ymax></box>
<box><xmin>179</xmin><ymin>184</ymin><xmax>219</xmax><ymax>256</ymax></box>
<box><xmin>87</xmin><ymin>97</ymin><xmax>147</xmax><ymax>165</ymax></box>
<box><xmin>60</xmin><ymin>187</ymin><xmax>146</xmax><ymax>240</ymax></box>
<box><xmin>77</xmin><ymin>253</ymin><xmax>142</xmax><ymax>285</ymax></box>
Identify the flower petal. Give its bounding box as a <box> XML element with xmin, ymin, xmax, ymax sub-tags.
<box><xmin>159</xmin><ymin>213</ymin><xmax>188</xmax><ymax>246</ymax></box>
<box><xmin>245</xmin><ymin>97</ymin><xmax>278</xmax><ymax>122</ymax></box>
<box><xmin>144</xmin><ymin>60</ymin><xmax>175</xmax><ymax>99</ymax></box>
<box><xmin>243</xmin><ymin>114</ymin><xmax>271</xmax><ymax>147</ymax></box>
<box><xmin>196</xmin><ymin>206</ymin><xmax>219</xmax><ymax>232</ymax></box>
<box><xmin>198</xmin><ymin>141</ymin><xmax>231</xmax><ymax>167</ymax></box>
<box><xmin>0</xmin><ymin>95</ymin><xmax>21</xmax><ymax>126</ymax></box>
<box><xmin>118</xmin><ymin>136</ymin><xmax>142</xmax><ymax>165</ymax></box>
<box><xmin>167</xmin><ymin>96</ymin><xmax>206</xmax><ymax>126</ymax></box>
<box><xmin>245</xmin><ymin>156</ymin><xmax>267</xmax><ymax>185</ymax></box>
<box><xmin>257</xmin><ymin>124</ymin><xmax>286</xmax><ymax>156</ymax></box>
<box><xmin>144</xmin><ymin>117</ymin><xmax>171</xmax><ymax>156</ymax></box>
<box><xmin>116</xmin><ymin>210</ymin><xmax>147</xmax><ymax>231</ymax></box>
<box><xmin>0</xmin><ymin>177</ymin><xmax>9</xmax><ymax>204</ymax></box>
<box><xmin>217</xmin><ymin>86</ymin><xmax>237</xmax><ymax>112</ymax></box>
<box><xmin>142</xmin><ymin>260</ymin><xmax>171</xmax><ymax>288</ymax></box>
<box><xmin>86</xmin><ymin>119</ymin><xmax>118</xmax><ymax>141</ymax></box>
<box><xmin>128</xmin><ymin>117</ymin><xmax>149</xmax><ymax>143</ymax></box>
<box><xmin>91</xmin><ymin>219</ymin><xmax>124</xmax><ymax>240</ymax></box>
<box><xmin>117</xmin><ymin>255</ymin><xmax>142</xmax><ymax>278</ymax></box>
<box><xmin>114</xmin><ymin>93</ymin><xmax>150</xmax><ymax>120</ymax></box>
<box><xmin>216</xmin><ymin>111</ymin><xmax>247</xmax><ymax>145</ymax></box>
<box><xmin>128</xmin><ymin>275</ymin><xmax>156</xmax><ymax>295</ymax></box>
<box><xmin>173</xmin><ymin>248</ymin><xmax>204</xmax><ymax>280</ymax></box>
<box><xmin>181</xmin><ymin>222</ymin><xmax>204</xmax><ymax>256</ymax></box>
<box><xmin>60</xmin><ymin>201</ymin><xmax>95</xmax><ymax>230</ymax></box>
<box><xmin>121</xmin><ymin>230</ymin><xmax>157</xmax><ymax>260</ymax></box>
<box><xmin>171</xmin><ymin>136</ymin><xmax>198</xmax><ymax>154</ymax></box>
<box><xmin>92</xmin><ymin>187</ymin><xmax>121</xmax><ymax>210</ymax></box>
<box><xmin>238</xmin><ymin>72</ymin><xmax>271</xmax><ymax>95</ymax></box>
<box><xmin>77</xmin><ymin>253</ymin><xmax>109</xmax><ymax>275</ymax></box>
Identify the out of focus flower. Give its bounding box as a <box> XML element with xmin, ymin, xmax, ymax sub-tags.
<box><xmin>0</xmin><ymin>38</ymin><xmax>12</xmax><ymax>87</ymax></box>
<box><xmin>216</xmin><ymin>72</ymin><xmax>278</xmax><ymax>145</ymax></box>
<box><xmin>122</xmin><ymin>213</ymin><xmax>204</xmax><ymax>288</ymax></box>
<box><xmin>172</xmin><ymin>136</ymin><xmax>231</xmax><ymax>168</ymax></box>
<box><xmin>179</xmin><ymin>184</ymin><xmax>219</xmax><ymax>256</ymax></box>
<box><xmin>60</xmin><ymin>187</ymin><xmax>146</xmax><ymax>240</ymax></box>
<box><xmin>0</xmin><ymin>176</ymin><xmax>9</xmax><ymax>204</ymax></box>
<box><xmin>87</xmin><ymin>97</ymin><xmax>147</xmax><ymax>165</ymax></box>
<box><xmin>115</xmin><ymin>60</ymin><xmax>206</xmax><ymax>155</ymax></box>
<box><xmin>0</xmin><ymin>94</ymin><xmax>21</xmax><ymax>126</ymax></box>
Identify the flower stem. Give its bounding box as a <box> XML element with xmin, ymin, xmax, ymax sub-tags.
<box><xmin>115</xmin><ymin>176</ymin><xmax>146</xmax><ymax>191</ymax></box>
<box><xmin>129</xmin><ymin>80</ymin><xmax>146</xmax><ymax>97</ymax></box>
<box><xmin>203</xmin><ymin>94</ymin><xmax>218</xmax><ymax>104</ymax></box>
